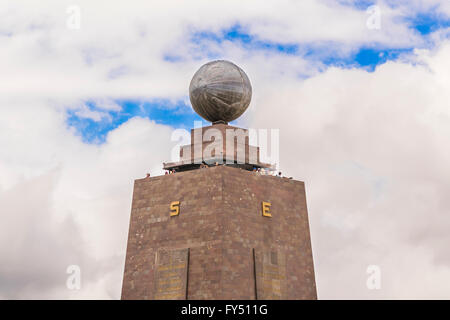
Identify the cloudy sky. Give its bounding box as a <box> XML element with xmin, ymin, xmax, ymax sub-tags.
<box><xmin>1</xmin><ymin>0</ymin><xmax>449</xmax><ymax>299</ymax></box>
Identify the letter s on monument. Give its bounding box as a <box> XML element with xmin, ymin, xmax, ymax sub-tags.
<box><xmin>170</xmin><ymin>201</ymin><xmax>180</xmax><ymax>216</ymax></box>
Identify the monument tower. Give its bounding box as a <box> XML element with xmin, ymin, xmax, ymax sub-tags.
<box><xmin>121</xmin><ymin>60</ymin><xmax>317</xmax><ymax>299</ymax></box>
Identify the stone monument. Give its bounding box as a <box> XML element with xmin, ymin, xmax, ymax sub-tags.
<box><xmin>121</xmin><ymin>60</ymin><xmax>317</xmax><ymax>299</ymax></box>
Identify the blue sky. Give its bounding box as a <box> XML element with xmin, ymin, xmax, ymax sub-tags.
<box><xmin>67</xmin><ymin>5</ymin><xmax>450</xmax><ymax>144</ymax></box>
<box><xmin>67</xmin><ymin>99</ymin><xmax>203</xmax><ymax>143</ymax></box>
<box><xmin>408</xmin><ymin>10</ymin><xmax>450</xmax><ymax>35</ymax></box>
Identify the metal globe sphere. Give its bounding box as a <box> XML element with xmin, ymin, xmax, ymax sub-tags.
<box><xmin>189</xmin><ymin>60</ymin><xmax>252</xmax><ymax>123</ymax></box>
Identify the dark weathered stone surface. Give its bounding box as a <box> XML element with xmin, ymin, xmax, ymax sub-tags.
<box><xmin>121</xmin><ymin>165</ymin><xmax>317</xmax><ymax>300</ymax></box>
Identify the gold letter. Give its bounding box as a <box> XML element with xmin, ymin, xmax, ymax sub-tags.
<box><xmin>170</xmin><ymin>201</ymin><xmax>180</xmax><ymax>216</ymax></box>
<box><xmin>262</xmin><ymin>201</ymin><xmax>271</xmax><ymax>217</ymax></box>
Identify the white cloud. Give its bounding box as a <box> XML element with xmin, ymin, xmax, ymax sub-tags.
<box><xmin>248</xmin><ymin>41</ymin><xmax>450</xmax><ymax>299</ymax></box>
<box><xmin>0</xmin><ymin>0</ymin><xmax>449</xmax><ymax>299</ymax></box>
<box><xmin>0</xmin><ymin>101</ymin><xmax>174</xmax><ymax>298</ymax></box>
<box><xmin>0</xmin><ymin>0</ymin><xmax>444</xmax><ymax>102</ymax></box>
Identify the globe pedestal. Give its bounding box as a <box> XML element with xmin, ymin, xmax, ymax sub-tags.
<box><xmin>163</xmin><ymin>123</ymin><xmax>273</xmax><ymax>172</ymax></box>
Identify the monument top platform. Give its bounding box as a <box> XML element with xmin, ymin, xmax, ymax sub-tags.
<box><xmin>163</xmin><ymin>123</ymin><xmax>275</xmax><ymax>172</ymax></box>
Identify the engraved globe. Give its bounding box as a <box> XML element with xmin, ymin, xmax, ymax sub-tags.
<box><xmin>189</xmin><ymin>60</ymin><xmax>252</xmax><ymax>123</ymax></box>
